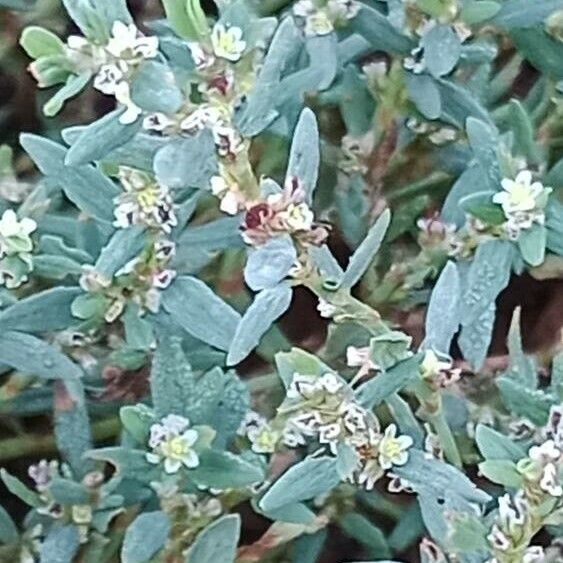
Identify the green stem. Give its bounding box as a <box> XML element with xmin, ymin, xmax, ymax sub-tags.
<box><xmin>0</xmin><ymin>417</ymin><xmax>120</xmax><ymax>462</ymax></box>
<box><xmin>427</xmin><ymin>410</ymin><xmax>462</xmax><ymax>468</ymax></box>
<box><xmin>388</xmin><ymin>171</ymin><xmax>451</xmax><ymax>202</ymax></box>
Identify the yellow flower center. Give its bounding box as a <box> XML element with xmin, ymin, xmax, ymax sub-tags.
<box><xmin>163</xmin><ymin>436</ymin><xmax>190</xmax><ymax>460</ymax></box>
<box><xmin>508</xmin><ymin>183</ymin><xmax>535</xmax><ymax>208</ymax></box>
<box><xmin>137</xmin><ymin>186</ymin><xmax>159</xmax><ymax>209</ymax></box>
<box><xmin>380</xmin><ymin>438</ymin><xmax>402</xmax><ymax>460</ymax></box>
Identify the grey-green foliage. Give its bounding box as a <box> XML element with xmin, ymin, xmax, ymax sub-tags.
<box><xmin>185</xmin><ymin>514</ymin><xmax>240</xmax><ymax>563</ymax></box>
<box><xmin>121</xmin><ymin>511</ymin><xmax>170</xmax><ymax>563</ymax></box>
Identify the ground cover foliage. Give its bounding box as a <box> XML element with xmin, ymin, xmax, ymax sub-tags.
<box><xmin>0</xmin><ymin>0</ymin><xmax>562</xmax><ymax>561</ymax></box>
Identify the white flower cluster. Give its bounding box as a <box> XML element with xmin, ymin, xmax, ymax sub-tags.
<box><xmin>114</xmin><ymin>167</ymin><xmax>177</xmax><ymax>233</ymax></box>
<box><xmin>0</xmin><ymin>209</ymin><xmax>36</xmax><ymax>288</ymax></box>
<box><xmin>528</xmin><ymin>439</ymin><xmax>562</xmax><ymax>497</ymax></box>
<box><xmin>293</xmin><ymin>0</ymin><xmax>360</xmax><ymax>36</ymax></box>
<box><xmin>237</xmin><ymin>411</ymin><xmax>280</xmax><ymax>454</ymax></box>
<box><xmin>79</xmin><ymin>238</ymin><xmax>176</xmax><ymax>322</ymax></box>
<box><xmin>493</xmin><ymin>170</ymin><xmax>552</xmax><ymax>240</ymax></box>
<box><xmin>281</xmin><ymin>372</ymin><xmax>413</xmax><ymax>490</ymax></box>
<box><xmin>66</xmin><ymin>21</ymin><xmax>158</xmax><ymax>124</ymax></box>
<box><xmin>146</xmin><ymin>414</ymin><xmax>200</xmax><ymax>474</ymax></box>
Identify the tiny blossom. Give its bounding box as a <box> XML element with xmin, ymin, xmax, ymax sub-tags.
<box><xmin>428</xmin><ymin>127</ymin><xmax>457</xmax><ymax>145</ymax></box>
<box><xmin>305</xmin><ymin>12</ymin><xmax>334</xmax><ymax>36</ymax></box>
<box><xmin>210</xmin><ymin>175</ymin><xmax>242</xmax><ymax>215</ymax></box>
<box><xmin>187</xmin><ymin>42</ymin><xmax>215</xmax><ymax>70</ymax></box>
<box><xmin>211</xmin><ymin>24</ymin><xmax>246</xmax><ymax>62</ymax></box>
<box><xmin>317</xmin><ymin>298</ymin><xmax>336</xmax><ymax>318</ymax></box>
<box><xmin>105</xmin><ymin>21</ymin><xmax>159</xmax><ymax>60</ymax></box>
<box><xmin>146</xmin><ymin>415</ymin><xmax>200</xmax><ymax>474</ymax></box>
<box><xmin>278</xmin><ymin>202</ymin><xmax>315</xmax><ymax>231</ymax></box>
<box><xmin>378</xmin><ymin>424</ymin><xmax>413</xmax><ymax>469</ymax></box>
<box><xmin>93</xmin><ymin>63</ymin><xmax>124</xmax><ymax>95</ymax></box>
<box><xmin>420</xmin><ymin>349</ymin><xmax>461</xmax><ymax>389</ymax></box>
<box><xmin>387</xmin><ymin>472</ymin><xmax>413</xmax><ymax>494</ymax></box>
<box><xmin>213</xmin><ymin>125</ymin><xmax>244</xmax><ymax>158</ymax></box>
<box><xmin>114</xmin><ymin>167</ymin><xmax>177</xmax><ymax>232</ymax></box>
<box><xmin>403</xmin><ymin>47</ymin><xmax>426</xmax><ymax>74</ymax></box>
<box><xmin>546</xmin><ymin>405</ymin><xmax>563</xmax><ymax>448</ymax></box>
<box><xmin>28</xmin><ymin>460</ymin><xmax>56</xmax><ymax>491</ymax></box>
<box><xmin>180</xmin><ymin>106</ymin><xmax>223</xmax><ymax>133</ymax></box>
<box><xmin>114</xmin><ymin>81</ymin><xmax>142</xmax><ymax>125</ymax></box>
<box><xmin>529</xmin><ymin>439</ymin><xmax>561</xmax><ymax>463</ymax></box>
<box><xmin>0</xmin><ymin>209</ymin><xmax>36</xmax><ymax>249</ymax></box>
<box><xmin>497</xmin><ymin>492</ymin><xmax>527</xmax><ymax>531</ymax></box>
<box><xmin>143</xmin><ymin>112</ymin><xmax>173</xmax><ymax>132</ymax></box>
<box><xmin>539</xmin><ymin>463</ymin><xmax>562</xmax><ymax>497</ymax></box>
<box><xmin>522</xmin><ymin>546</ymin><xmax>546</xmax><ymax>563</ymax></box>
<box><xmin>493</xmin><ymin>170</ymin><xmax>552</xmax><ymax>238</ymax></box>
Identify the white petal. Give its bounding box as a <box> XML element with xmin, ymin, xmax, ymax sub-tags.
<box><xmin>182</xmin><ymin>429</ymin><xmax>199</xmax><ymax>446</ymax></box>
<box><xmin>182</xmin><ymin>450</ymin><xmax>200</xmax><ymax>468</ymax></box>
<box><xmin>164</xmin><ymin>458</ymin><xmax>182</xmax><ymax>473</ymax></box>
<box><xmin>515</xmin><ymin>170</ymin><xmax>532</xmax><ymax>186</ymax></box>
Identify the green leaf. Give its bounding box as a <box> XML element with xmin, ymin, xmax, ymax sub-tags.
<box><xmin>506</xmin><ymin>99</ymin><xmax>542</xmax><ymax>163</ymax></box>
<box><xmin>340</xmin><ymin>512</ymin><xmax>390</xmax><ymax>559</ymax></box>
<box><xmin>460</xmin><ymin>1</ymin><xmax>501</xmax><ymax>24</ymax></box>
<box><xmin>20</xmin><ymin>26</ymin><xmax>65</xmax><ymax>58</ymax></box>
<box><xmin>285</xmin><ymin>108</ymin><xmax>319</xmax><ymax>204</ymax></box>
<box><xmin>355</xmin><ymin>354</ymin><xmax>421</xmax><ymax>409</ymax></box>
<box><xmin>0</xmin><ymin>505</ymin><xmax>18</xmax><ymax>545</ymax></box>
<box><xmin>62</xmin><ymin>0</ymin><xmax>132</xmax><ymax>42</ymax></box>
<box><xmin>95</xmin><ymin>226</ymin><xmax>146</xmax><ymax>278</ymax></box>
<box><xmin>461</xmin><ymin>191</ymin><xmax>506</xmax><ymax>225</ymax></box>
<box><xmin>510</xmin><ymin>28</ymin><xmax>563</xmax><ymax>79</ymax></box>
<box><xmin>340</xmin><ymin>209</ymin><xmax>391</xmax><ymax>289</ymax></box>
<box><xmin>190</xmin><ymin>450</ymin><xmax>264</xmax><ymax>489</ymax></box>
<box><xmin>446</xmin><ymin>511</ymin><xmax>488</xmax><ymax>553</ymax></box>
<box><xmin>162</xmin><ymin>276</ymin><xmax>241</xmax><ymax>351</ymax></box>
<box><xmin>65</xmin><ymin>109</ymin><xmax>141</xmax><ymax>166</ymax></box>
<box><xmin>475</xmin><ymin>424</ymin><xmax>526</xmax><ymax>462</ymax></box>
<box><xmin>466</xmin><ymin>117</ymin><xmax>501</xmax><ymax>190</ymax></box>
<box><xmin>351</xmin><ymin>4</ymin><xmax>413</xmax><ymax>53</ymax></box>
<box><xmin>153</xmin><ymin>131</ymin><xmax>218</xmax><ymax>189</ymax></box>
<box><xmin>130</xmin><ymin>60</ymin><xmax>183</xmax><ymax>114</ymax></box>
<box><xmin>405</xmin><ymin>73</ymin><xmax>442</xmax><ymax>120</ymax></box>
<box><xmin>162</xmin><ymin>0</ymin><xmax>209</xmax><ymax>41</ymax></box>
<box><xmin>0</xmin><ymin>287</ymin><xmax>81</xmax><ymax>333</ymax></box>
<box><xmin>497</xmin><ymin>378</ymin><xmax>555</xmax><ymax>425</ymax></box>
<box><xmin>421</xmin><ymin>24</ymin><xmax>461</xmax><ymax>78</ymax></box>
<box><xmin>0</xmin><ymin>331</ymin><xmax>82</xmax><ymax>381</ymax></box>
<box><xmin>150</xmin><ymin>336</ymin><xmax>195</xmax><ymax>418</ymax></box>
<box><xmin>123</xmin><ymin>304</ymin><xmax>154</xmax><ymax>350</ymax></box>
<box><xmin>436</xmin><ymin>78</ymin><xmax>492</xmax><ymax>127</ymax></box>
<box><xmin>120</xmin><ymin>404</ymin><xmax>155</xmax><ymax>445</ymax></box>
<box><xmin>275</xmin><ymin>347</ymin><xmax>334</xmax><ymax>388</ymax></box>
<box><xmin>47</xmin><ymin>477</ymin><xmax>89</xmax><ymax>505</ymax></box>
<box><xmin>259</xmin><ymin>456</ymin><xmax>340</xmax><ymax>512</ymax></box>
<box><xmin>43</xmin><ymin>72</ymin><xmax>92</xmax><ymax>117</ymax></box>
<box><xmin>244</xmin><ymin>236</ymin><xmax>297</xmax><ymax>291</ymax></box>
<box><xmin>518</xmin><ymin>224</ymin><xmax>547</xmax><ymax>267</ymax></box>
<box><xmin>0</xmin><ymin>469</ymin><xmax>41</xmax><ymax>508</ymax></box>
<box><xmin>185</xmin><ymin>515</ymin><xmax>240</xmax><ymax>563</ymax></box>
<box><xmin>505</xmin><ymin>307</ymin><xmax>537</xmax><ymax>388</ymax></box>
<box><xmin>394</xmin><ymin>450</ymin><xmax>491</xmax><ymax>504</ymax></box>
<box><xmin>493</xmin><ymin>0</ymin><xmax>563</xmax><ymax>29</ymax></box>
<box><xmin>39</xmin><ymin>525</ymin><xmax>80</xmax><ymax>563</ymax></box>
<box><xmin>20</xmin><ymin>134</ymin><xmax>119</xmax><ymax>223</ymax></box>
<box><xmin>54</xmin><ymin>382</ymin><xmax>93</xmax><ymax>478</ymax></box>
<box><xmin>458</xmin><ymin>304</ymin><xmax>495</xmax><ymax>371</ymax></box>
<box><xmin>227</xmin><ymin>282</ymin><xmax>292</xmax><ymax>365</ymax></box>
<box><xmin>121</xmin><ymin>511</ymin><xmax>170</xmax><ymax>563</ymax></box>
<box><xmin>86</xmin><ymin>447</ymin><xmax>160</xmax><ymax>483</ymax></box>
<box><xmin>424</xmin><ymin>261</ymin><xmax>460</xmax><ymax>354</ymax></box>
<box><xmin>478</xmin><ymin>459</ymin><xmax>523</xmax><ymax>487</ymax></box>
<box><xmin>369</xmin><ymin>332</ymin><xmax>413</xmax><ymax>370</ymax></box>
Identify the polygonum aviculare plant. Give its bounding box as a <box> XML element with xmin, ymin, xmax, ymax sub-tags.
<box><xmin>0</xmin><ymin>0</ymin><xmax>561</xmax><ymax>561</ymax></box>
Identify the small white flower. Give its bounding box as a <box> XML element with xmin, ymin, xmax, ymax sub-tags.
<box><xmin>237</xmin><ymin>411</ymin><xmax>268</xmax><ymax>438</ymax></box>
<box><xmin>180</xmin><ymin>106</ymin><xmax>223</xmax><ymax>133</ymax></box>
<box><xmin>249</xmin><ymin>425</ymin><xmax>279</xmax><ymax>454</ymax></box>
<box><xmin>106</xmin><ymin>21</ymin><xmax>158</xmax><ymax>60</ymax></box>
<box><xmin>378</xmin><ymin>424</ymin><xmax>413</xmax><ymax>469</ymax></box>
<box><xmin>94</xmin><ymin>64</ymin><xmax>124</xmax><ymax>95</ymax></box>
<box><xmin>0</xmin><ymin>209</ymin><xmax>36</xmax><ymax>241</ymax></box>
<box><xmin>403</xmin><ymin>47</ymin><xmax>425</xmax><ymax>74</ymax></box>
<box><xmin>497</xmin><ymin>492</ymin><xmax>527</xmax><ymax>530</ymax></box>
<box><xmin>278</xmin><ymin>202</ymin><xmax>314</xmax><ymax>231</ymax></box>
<box><xmin>539</xmin><ymin>463</ymin><xmax>562</xmax><ymax>497</ymax></box>
<box><xmin>211</xmin><ymin>24</ymin><xmax>246</xmax><ymax>62</ymax></box>
<box><xmin>529</xmin><ymin>440</ymin><xmax>561</xmax><ymax>463</ymax></box>
<box><xmin>305</xmin><ymin>12</ymin><xmax>334</xmax><ymax>36</ymax></box>
<box><xmin>487</xmin><ymin>524</ymin><xmax>511</xmax><ymax>551</ymax></box>
<box><xmin>346</xmin><ymin>346</ymin><xmax>370</xmax><ymax>368</ymax></box>
<box><xmin>522</xmin><ymin>546</ymin><xmax>545</xmax><ymax>563</ymax></box>
<box><xmin>283</xmin><ymin>426</ymin><xmax>307</xmax><ymax>448</ymax></box>
<box><xmin>317</xmin><ymin>298</ymin><xmax>337</xmax><ymax>318</ymax></box>
<box><xmin>546</xmin><ymin>405</ymin><xmax>563</xmax><ymax>448</ymax></box>
<box><xmin>291</xmin><ymin>411</ymin><xmax>322</xmax><ymax>434</ymax></box>
<box><xmin>318</xmin><ymin>422</ymin><xmax>342</xmax><ymax>444</ymax></box>
<box><xmin>317</xmin><ymin>372</ymin><xmax>342</xmax><ymax>394</ymax></box>
<box><xmin>188</xmin><ymin>42</ymin><xmax>215</xmax><ymax>70</ymax></box>
<box><xmin>213</xmin><ymin>125</ymin><xmax>244</xmax><ymax>157</ymax></box>
<box><xmin>428</xmin><ymin>127</ymin><xmax>457</xmax><ymax>145</ymax></box>
<box><xmin>341</xmin><ymin>402</ymin><xmax>368</xmax><ymax>433</ymax></box>
<box><xmin>287</xmin><ymin>373</ymin><xmax>318</xmax><ymax>399</ymax></box>
<box><xmin>143</xmin><ymin>112</ymin><xmax>173</xmax><ymax>132</ymax></box>
<box><xmin>293</xmin><ymin>0</ymin><xmax>314</xmax><ymax>17</ymax></box>
<box><xmin>114</xmin><ymin>81</ymin><xmax>142</xmax><ymax>125</ymax></box>
<box><xmin>146</xmin><ymin>415</ymin><xmax>200</xmax><ymax>474</ymax></box>
<box><xmin>152</xmin><ymin>269</ymin><xmax>176</xmax><ymax>289</ymax></box>
<box><xmin>494</xmin><ymin>170</ymin><xmax>551</xmax><ymax>215</ymax></box>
